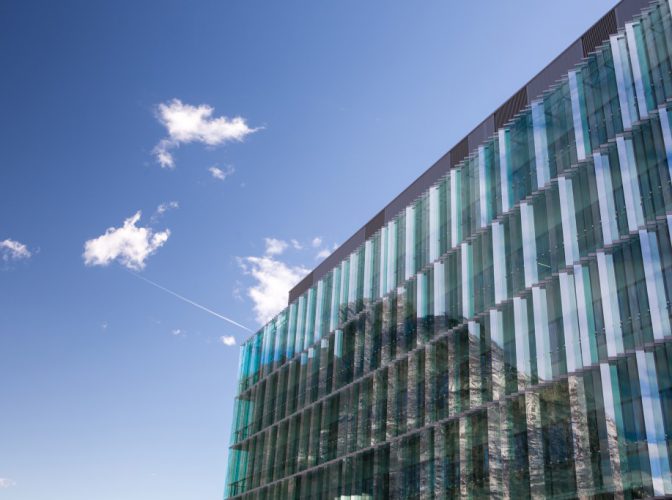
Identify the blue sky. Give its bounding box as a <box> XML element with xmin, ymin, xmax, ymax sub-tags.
<box><xmin>1</xmin><ymin>1</ymin><xmax>616</xmax><ymax>498</ymax></box>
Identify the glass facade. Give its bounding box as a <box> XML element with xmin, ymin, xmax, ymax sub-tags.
<box><xmin>226</xmin><ymin>0</ymin><xmax>672</xmax><ymax>497</ymax></box>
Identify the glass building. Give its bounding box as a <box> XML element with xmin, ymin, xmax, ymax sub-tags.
<box><xmin>226</xmin><ymin>0</ymin><xmax>672</xmax><ymax>497</ymax></box>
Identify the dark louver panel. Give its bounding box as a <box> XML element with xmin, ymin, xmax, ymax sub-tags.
<box><xmin>365</xmin><ymin>209</ymin><xmax>385</xmax><ymax>239</ymax></box>
<box><xmin>494</xmin><ymin>86</ymin><xmax>528</xmax><ymax>131</ymax></box>
<box><xmin>449</xmin><ymin>136</ymin><xmax>469</xmax><ymax>168</ymax></box>
<box><xmin>582</xmin><ymin>9</ymin><xmax>617</xmax><ymax>57</ymax></box>
<box><xmin>288</xmin><ymin>272</ymin><xmax>313</xmax><ymax>303</ymax></box>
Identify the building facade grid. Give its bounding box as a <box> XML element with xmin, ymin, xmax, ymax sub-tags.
<box><xmin>226</xmin><ymin>0</ymin><xmax>672</xmax><ymax>497</ymax></box>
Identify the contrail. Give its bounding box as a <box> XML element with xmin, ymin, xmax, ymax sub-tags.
<box><xmin>125</xmin><ymin>269</ymin><xmax>253</xmax><ymax>333</ymax></box>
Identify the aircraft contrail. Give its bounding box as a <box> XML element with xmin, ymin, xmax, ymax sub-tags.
<box><xmin>125</xmin><ymin>270</ymin><xmax>253</xmax><ymax>333</ymax></box>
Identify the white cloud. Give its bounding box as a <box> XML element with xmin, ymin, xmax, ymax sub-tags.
<box><xmin>241</xmin><ymin>236</ymin><xmax>351</xmax><ymax>325</ymax></box>
<box><xmin>154</xmin><ymin>147</ymin><xmax>175</xmax><ymax>169</ymax></box>
<box><xmin>0</xmin><ymin>478</ymin><xmax>15</xmax><ymax>488</ymax></box>
<box><xmin>172</xmin><ymin>328</ymin><xmax>184</xmax><ymax>336</ymax></box>
<box><xmin>83</xmin><ymin>212</ymin><xmax>170</xmax><ymax>270</ymax></box>
<box><xmin>232</xmin><ymin>280</ymin><xmax>244</xmax><ymax>302</ymax></box>
<box><xmin>264</xmin><ymin>238</ymin><xmax>288</xmax><ymax>256</ymax></box>
<box><xmin>0</xmin><ymin>239</ymin><xmax>31</xmax><ymax>261</ymax></box>
<box><xmin>208</xmin><ymin>165</ymin><xmax>235</xmax><ymax>181</ymax></box>
<box><xmin>240</xmin><ymin>254</ymin><xmax>309</xmax><ymax>325</ymax></box>
<box><xmin>153</xmin><ymin>99</ymin><xmax>258</xmax><ymax>168</ymax></box>
<box><xmin>151</xmin><ymin>201</ymin><xmax>179</xmax><ymax>222</ymax></box>
<box><xmin>314</xmin><ymin>241</ymin><xmax>337</xmax><ymax>260</ymax></box>
<box><xmin>316</xmin><ymin>248</ymin><xmax>331</xmax><ymax>260</ymax></box>
<box><xmin>220</xmin><ymin>335</ymin><xmax>236</xmax><ymax>346</ymax></box>
<box><xmin>156</xmin><ymin>201</ymin><xmax>179</xmax><ymax>215</ymax></box>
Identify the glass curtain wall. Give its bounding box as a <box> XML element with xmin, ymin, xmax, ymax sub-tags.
<box><xmin>226</xmin><ymin>1</ymin><xmax>672</xmax><ymax>497</ymax></box>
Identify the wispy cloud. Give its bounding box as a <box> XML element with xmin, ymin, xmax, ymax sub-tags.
<box><xmin>264</xmin><ymin>237</ymin><xmax>288</xmax><ymax>256</ymax></box>
<box><xmin>156</xmin><ymin>200</ymin><xmax>179</xmax><ymax>215</ymax></box>
<box><xmin>311</xmin><ymin>237</ymin><xmax>322</xmax><ymax>248</ymax></box>
<box><xmin>83</xmin><ymin>212</ymin><xmax>170</xmax><ymax>270</ymax></box>
<box><xmin>150</xmin><ymin>201</ymin><xmax>179</xmax><ymax>223</ymax></box>
<box><xmin>0</xmin><ymin>478</ymin><xmax>16</xmax><ymax>489</ymax></box>
<box><xmin>171</xmin><ymin>328</ymin><xmax>184</xmax><ymax>336</ymax></box>
<box><xmin>157</xmin><ymin>201</ymin><xmax>179</xmax><ymax>214</ymax></box>
<box><xmin>315</xmin><ymin>242</ymin><xmax>338</xmax><ymax>260</ymax></box>
<box><xmin>239</xmin><ymin>238</ymin><xmax>309</xmax><ymax>325</ymax></box>
<box><xmin>232</xmin><ymin>280</ymin><xmax>244</xmax><ymax>301</ymax></box>
<box><xmin>153</xmin><ymin>99</ymin><xmax>258</xmax><ymax>168</ymax></box>
<box><xmin>221</xmin><ymin>335</ymin><xmax>236</xmax><ymax>346</ymax></box>
<box><xmin>208</xmin><ymin>165</ymin><xmax>235</xmax><ymax>181</ymax></box>
<box><xmin>316</xmin><ymin>248</ymin><xmax>331</xmax><ymax>260</ymax></box>
<box><xmin>0</xmin><ymin>239</ymin><xmax>31</xmax><ymax>261</ymax></box>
